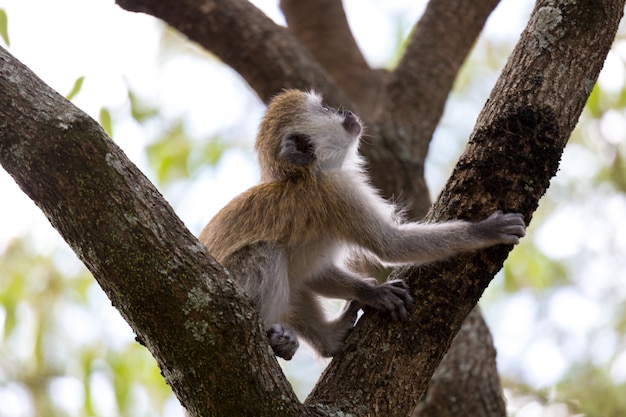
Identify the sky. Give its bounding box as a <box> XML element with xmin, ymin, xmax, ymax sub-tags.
<box><xmin>2</xmin><ymin>0</ymin><xmax>626</xmax><ymax>413</ymax></box>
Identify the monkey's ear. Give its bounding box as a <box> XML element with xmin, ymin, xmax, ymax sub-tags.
<box><xmin>280</xmin><ymin>132</ymin><xmax>316</xmax><ymax>166</ymax></box>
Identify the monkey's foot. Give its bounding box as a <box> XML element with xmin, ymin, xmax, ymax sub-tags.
<box><xmin>267</xmin><ymin>323</ymin><xmax>299</xmax><ymax>360</ymax></box>
<box><xmin>357</xmin><ymin>279</ymin><xmax>414</xmax><ymax>322</ymax></box>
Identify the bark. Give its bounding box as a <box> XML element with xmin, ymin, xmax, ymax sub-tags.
<box><xmin>412</xmin><ymin>308</ymin><xmax>505</xmax><ymax>417</ymax></box>
<box><xmin>0</xmin><ymin>1</ymin><xmax>622</xmax><ymax>416</ymax></box>
<box><xmin>280</xmin><ymin>0</ymin><xmax>383</xmax><ymax>114</ymax></box>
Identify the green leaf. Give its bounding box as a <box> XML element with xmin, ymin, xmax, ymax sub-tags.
<box><xmin>0</xmin><ymin>9</ymin><xmax>9</xmax><ymax>46</ymax></box>
<box><xmin>146</xmin><ymin>122</ymin><xmax>191</xmax><ymax>185</ymax></box>
<box><xmin>128</xmin><ymin>90</ymin><xmax>159</xmax><ymax>123</ymax></box>
<box><xmin>189</xmin><ymin>137</ymin><xmax>228</xmax><ymax>172</ymax></box>
<box><xmin>66</xmin><ymin>76</ymin><xmax>85</xmax><ymax>101</ymax></box>
<box><xmin>585</xmin><ymin>83</ymin><xmax>602</xmax><ymax>118</ymax></box>
<box><xmin>99</xmin><ymin>108</ymin><xmax>113</xmax><ymax>137</ymax></box>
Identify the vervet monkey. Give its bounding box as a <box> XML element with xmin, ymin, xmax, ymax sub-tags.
<box><xmin>199</xmin><ymin>89</ymin><xmax>526</xmax><ymax>360</ymax></box>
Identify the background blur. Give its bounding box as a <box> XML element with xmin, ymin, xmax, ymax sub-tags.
<box><xmin>1</xmin><ymin>1</ymin><xmax>626</xmax><ymax>416</ymax></box>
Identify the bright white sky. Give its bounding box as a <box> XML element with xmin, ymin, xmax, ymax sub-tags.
<box><xmin>2</xmin><ymin>0</ymin><xmax>626</xmax><ymax>411</ymax></box>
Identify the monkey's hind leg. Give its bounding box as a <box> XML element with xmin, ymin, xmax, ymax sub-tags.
<box><xmin>224</xmin><ymin>242</ymin><xmax>297</xmax><ymax>359</ymax></box>
<box><xmin>289</xmin><ymin>290</ymin><xmax>360</xmax><ymax>358</ymax></box>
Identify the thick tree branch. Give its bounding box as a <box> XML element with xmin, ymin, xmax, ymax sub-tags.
<box><xmin>386</xmin><ymin>0</ymin><xmax>500</xmax><ymax>130</ymax></box>
<box><xmin>280</xmin><ymin>0</ymin><xmax>384</xmax><ymax>114</ymax></box>
<box><xmin>0</xmin><ymin>47</ymin><xmax>305</xmax><ymax>417</ymax></box>
<box><xmin>412</xmin><ymin>308</ymin><xmax>506</xmax><ymax>417</ymax></box>
<box><xmin>370</xmin><ymin>0</ymin><xmax>501</xmax><ymax>218</ymax></box>
<box><xmin>116</xmin><ymin>0</ymin><xmax>348</xmax><ymax>106</ymax></box>
<box><xmin>307</xmin><ymin>1</ymin><xmax>625</xmax><ymax>415</ymax></box>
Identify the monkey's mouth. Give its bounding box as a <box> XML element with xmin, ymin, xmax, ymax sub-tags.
<box><xmin>342</xmin><ymin>112</ymin><xmax>362</xmax><ymax>137</ymax></box>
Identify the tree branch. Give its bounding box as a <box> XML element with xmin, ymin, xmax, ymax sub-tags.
<box><xmin>0</xmin><ymin>46</ymin><xmax>305</xmax><ymax>417</ymax></box>
<box><xmin>307</xmin><ymin>1</ymin><xmax>625</xmax><ymax>415</ymax></box>
<box><xmin>280</xmin><ymin>0</ymin><xmax>384</xmax><ymax>113</ymax></box>
<box><xmin>370</xmin><ymin>0</ymin><xmax>501</xmax><ymax>218</ymax></box>
<box><xmin>412</xmin><ymin>308</ymin><xmax>506</xmax><ymax>417</ymax></box>
<box><xmin>116</xmin><ymin>0</ymin><xmax>350</xmax><ymax>107</ymax></box>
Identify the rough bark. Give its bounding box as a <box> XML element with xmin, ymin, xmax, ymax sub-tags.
<box><xmin>375</xmin><ymin>0</ymin><xmax>501</xmax><ymax>218</ymax></box>
<box><xmin>412</xmin><ymin>308</ymin><xmax>505</xmax><ymax>417</ymax></box>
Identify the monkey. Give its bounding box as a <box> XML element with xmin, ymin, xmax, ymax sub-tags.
<box><xmin>198</xmin><ymin>89</ymin><xmax>526</xmax><ymax>360</ymax></box>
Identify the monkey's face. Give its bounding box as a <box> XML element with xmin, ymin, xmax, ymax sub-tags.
<box><xmin>299</xmin><ymin>92</ymin><xmax>362</xmax><ymax>171</ymax></box>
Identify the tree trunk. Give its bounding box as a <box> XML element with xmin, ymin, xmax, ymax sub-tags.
<box><xmin>0</xmin><ymin>0</ymin><xmax>623</xmax><ymax>416</ymax></box>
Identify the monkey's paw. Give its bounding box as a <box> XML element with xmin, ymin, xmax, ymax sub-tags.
<box><xmin>357</xmin><ymin>279</ymin><xmax>414</xmax><ymax>322</ymax></box>
<box><xmin>267</xmin><ymin>323</ymin><xmax>299</xmax><ymax>360</ymax></box>
<box><xmin>479</xmin><ymin>211</ymin><xmax>526</xmax><ymax>245</ymax></box>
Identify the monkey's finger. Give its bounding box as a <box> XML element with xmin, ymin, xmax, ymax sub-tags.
<box><xmin>385</xmin><ymin>280</ymin><xmax>415</xmax><ymax>310</ymax></box>
<box><xmin>396</xmin><ymin>304</ymin><xmax>409</xmax><ymax>322</ymax></box>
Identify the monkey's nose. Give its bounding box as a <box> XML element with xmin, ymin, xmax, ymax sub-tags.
<box><xmin>342</xmin><ymin>112</ymin><xmax>361</xmax><ymax>136</ymax></box>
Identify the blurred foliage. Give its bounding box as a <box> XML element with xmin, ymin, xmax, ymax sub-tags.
<box><xmin>503</xmin><ymin>243</ymin><xmax>569</xmax><ymax>292</ymax></box>
<box><xmin>560</xmin><ymin>364</ymin><xmax>626</xmax><ymax>416</ymax></box>
<box><xmin>0</xmin><ymin>9</ymin><xmax>9</xmax><ymax>46</ymax></box>
<box><xmin>146</xmin><ymin>121</ymin><xmax>229</xmax><ymax>187</ymax></box>
<box><xmin>66</xmin><ymin>76</ymin><xmax>85</xmax><ymax>102</ymax></box>
<box><xmin>0</xmin><ymin>239</ymin><xmax>176</xmax><ymax>416</ymax></box>
<box><xmin>99</xmin><ymin>108</ymin><xmax>113</xmax><ymax>138</ymax></box>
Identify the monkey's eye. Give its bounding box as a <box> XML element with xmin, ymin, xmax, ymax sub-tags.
<box><xmin>321</xmin><ymin>105</ymin><xmax>332</xmax><ymax>113</ymax></box>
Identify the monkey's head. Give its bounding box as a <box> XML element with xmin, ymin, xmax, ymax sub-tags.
<box><xmin>256</xmin><ymin>89</ymin><xmax>362</xmax><ymax>182</ymax></box>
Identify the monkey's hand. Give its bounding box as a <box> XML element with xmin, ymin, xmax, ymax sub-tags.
<box><xmin>267</xmin><ymin>323</ymin><xmax>299</xmax><ymax>360</ymax></box>
<box><xmin>476</xmin><ymin>211</ymin><xmax>526</xmax><ymax>245</ymax></box>
<box><xmin>356</xmin><ymin>279</ymin><xmax>414</xmax><ymax>322</ymax></box>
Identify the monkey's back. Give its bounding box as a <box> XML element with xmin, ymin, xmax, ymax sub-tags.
<box><xmin>198</xmin><ymin>173</ymin><xmax>351</xmax><ymax>267</ymax></box>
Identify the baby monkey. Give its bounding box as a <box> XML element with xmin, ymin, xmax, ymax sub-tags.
<box><xmin>199</xmin><ymin>90</ymin><xmax>526</xmax><ymax>360</ymax></box>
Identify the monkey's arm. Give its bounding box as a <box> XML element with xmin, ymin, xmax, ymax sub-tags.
<box><xmin>356</xmin><ymin>211</ymin><xmax>526</xmax><ymax>266</ymax></box>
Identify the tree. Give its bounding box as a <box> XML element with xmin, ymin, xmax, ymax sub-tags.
<box><xmin>0</xmin><ymin>0</ymin><xmax>624</xmax><ymax>416</ymax></box>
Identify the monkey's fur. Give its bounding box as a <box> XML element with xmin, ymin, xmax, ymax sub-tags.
<box><xmin>199</xmin><ymin>90</ymin><xmax>526</xmax><ymax>360</ymax></box>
